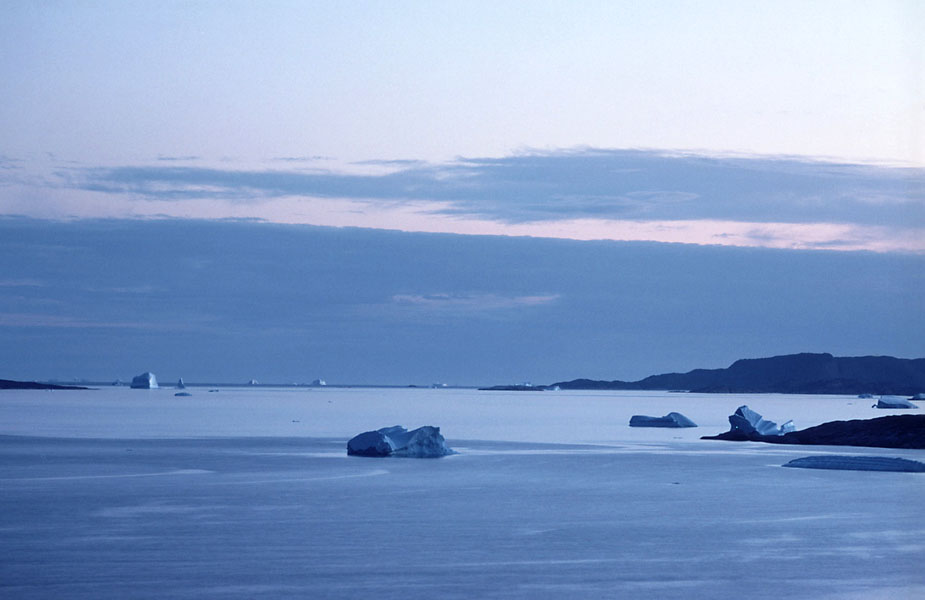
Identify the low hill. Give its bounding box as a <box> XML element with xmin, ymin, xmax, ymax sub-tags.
<box><xmin>0</xmin><ymin>379</ymin><xmax>89</xmax><ymax>390</ymax></box>
<box><xmin>553</xmin><ymin>353</ymin><xmax>925</xmax><ymax>395</ymax></box>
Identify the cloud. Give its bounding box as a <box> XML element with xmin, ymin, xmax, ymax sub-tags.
<box><xmin>0</xmin><ymin>155</ymin><xmax>24</xmax><ymax>170</ymax></box>
<box><xmin>391</xmin><ymin>293</ymin><xmax>560</xmax><ymax>313</ymax></box>
<box><xmin>156</xmin><ymin>155</ymin><xmax>201</xmax><ymax>162</ymax></box>
<box><xmin>3</xmin><ymin>148</ymin><xmax>924</xmax><ymax>253</ymax></box>
<box><xmin>2</xmin><ymin>218</ymin><xmax>922</xmax><ymax>383</ymax></box>
<box><xmin>65</xmin><ymin>149</ymin><xmax>923</xmax><ymax>228</ymax></box>
<box><xmin>0</xmin><ymin>279</ymin><xmax>44</xmax><ymax>288</ymax></box>
<box><xmin>0</xmin><ymin>312</ymin><xmax>164</xmax><ymax>330</ymax></box>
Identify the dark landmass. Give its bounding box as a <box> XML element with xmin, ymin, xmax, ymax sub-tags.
<box><xmin>702</xmin><ymin>414</ymin><xmax>925</xmax><ymax>449</ymax></box>
<box><xmin>553</xmin><ymin>353</ymin><xmax>925</xmax><ymax>395</ymax></box>
<box><xmin>0</xmin><ymin>379</ymin><xmax>89</xmax><ymax>390</ymax></box>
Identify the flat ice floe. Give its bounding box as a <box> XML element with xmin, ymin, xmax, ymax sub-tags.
<box><xmin>629</xmin><ymin>412</ymin><xmax>697</xmax><ymax>427</ymax></box>
<box><xmin>875</xmin><ymin>395</ymin><xmax>918</xmax><ymax>409</ymax></box>
<box><xmin>783</xmin><ymin>455</ymin><xmax>925</xmax><ymax>472</ymax></box>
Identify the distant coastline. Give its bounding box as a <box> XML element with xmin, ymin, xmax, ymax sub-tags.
<box><xmin>0</xmin><ymin>379</ymin><xmax>88</xmax><ymax>390</ymax></box>
<box><xmin>489</xmin><ymin>353</ymin><xmax>925</xmax><ymax>395</ymax></box>
<box><xmin>553</xmin><ymin>353</ymin><xmax>925</xmax><ymax>395</ymax></box>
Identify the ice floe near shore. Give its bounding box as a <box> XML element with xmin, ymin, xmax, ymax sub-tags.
<box><xmin>729</xmin><ymin>405</ymin><xmax>794</xmax><ymax>436</ymax></box>
<box><xmin>783</xmin><ymin>455</ymin><xmax>925</xmax><ymax>472</ymax></box>
<box><xmin>875</xmin><ymin>395</ymin><xmax>918</xmax><ymax>409</ymax></box>
<box><xmin>347</xmin><ymin>426</ymin><xmax>455</xmax><ymax>458</ymax></box>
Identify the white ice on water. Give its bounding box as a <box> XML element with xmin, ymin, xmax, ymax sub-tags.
<box><xmin>729</xmin><ymin>404</ymin><xmax>795</xmax><ymax>436</ymax></box>
<box><xmin>130</xmin><ymin>371</ymin><xmax>158</xmax><ymax>389</ymax></box>
<box><xmin>876</xmin><ymin>395</ymin><xmax>918</xmax><ymax>409</ymax></box>
<box><xmin>347</xmin><ymin>425</ymin><xmax>454</xmax><ymax>457</ymax></box>
<box><xmin>629</xmin><ymin>411</ymin><xmax>697</xmax><ymax>427</ymax></box>
<box><xmin>1</xmin><ymin>387</ymin><xmax>923</xmax><ymax>600</ymax></box>
<box><xmin>784</xmin><ymin>455</ymin><xmax>925</xmax><ymax>472</ymax></box>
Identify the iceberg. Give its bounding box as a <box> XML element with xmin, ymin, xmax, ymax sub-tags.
<box><xmin>783</xmin><ymin>455</ymin><xmax>925</xmax><ymax>473</ymax></box>
<box><xmin>728</xmin><ymin>405</ymin><xmax>794</xmax><ymax>436</ymax></box>
<box><xmin>130</xmin><ymin>372</ymin><xmax>158</xmax><ymax>389</ymax></box>
<box><xmin>875</xmin><ymin>396</ymin><xmax>918</xmax><ymax>409</ymax></box>
<box><xmin>176</xmin><ymin>378</ymin><xmax>186</xmax><ymax>389</ymax></box>
<box><xmin>629</xmin><ymin>412</ymin><xmax>697</xmax><ymax>428</ymax></box>
<box><xmin>347</xmin><ymin>426</ymin><xmax>454</xmax><ymax>458</ymax></box>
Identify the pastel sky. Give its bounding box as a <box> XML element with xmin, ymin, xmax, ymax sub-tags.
<box><xmin>1</xmin><ymin>2</ymin><xmax>923</xmax><ymax>383</ymax></box>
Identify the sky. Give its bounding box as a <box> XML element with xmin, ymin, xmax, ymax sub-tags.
<box><xmin>1</xmin><ymin>1</ymin><xmax>923</xmax><ymax>384</ymax></box>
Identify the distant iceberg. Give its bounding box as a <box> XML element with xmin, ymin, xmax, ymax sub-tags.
<box><xmin>629</xmin><ymin>412</ymin><xmax>697</xmax><ymax>428</ymax></box>
<box><xmin>130</xmin><ymin>372</ymin><xmax>158</xmax><ymax>389</ymax></box>
<box><xmin>728</xmin><ymin>405</ymin><xmax>794</xmax><ymax>436</ymax></box>
<box><xmin>176</xmin><ymin>378</ymin><xmax>186</xmax><ymax>389</ymax></box>
<box><xmin>875</xmin><ymin>396</ymin><xmax>918</xmax><ymax>409</ymax></box>
<box><xmin>783</xmin><ymin>455</ymin><xmax>925</xmax><ymax>473</ymax></box>
<box><xmin>347</xmin><ymin>426</ymin><xmax>455</xmax><ymax>458</ymax></box>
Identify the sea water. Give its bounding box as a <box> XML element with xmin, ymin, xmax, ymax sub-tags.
<box><xmin>1</xmin><ymin>387</ymin><xmax>922</xmax><ymax>599</ymax></box>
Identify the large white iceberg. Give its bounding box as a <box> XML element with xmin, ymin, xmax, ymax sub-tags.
<box><xmin>130</xmin><ymin>372</ymin><xmax>158</xmax><ymax>389</ymax></box>
<box><xmin>728</xmin><ymin>405</ymin><xmax>794</xmax><ymax>436</ymax></box>
<box><xmin>347</xmin><ymin>426</ymin><xmax>454</xmax><ymax>458</ymax></box>
<box><xmin>629</xmin><ymin>412</ymin><xmax>697</xmax><ymax>428</ymax></box>
<box><xmin>875</xmin><ymin>396</ymin><xmax>918</xmax><ymax>409</ymax></box>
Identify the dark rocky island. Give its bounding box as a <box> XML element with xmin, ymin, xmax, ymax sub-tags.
<box><xmin>552</xmin><ymin>353</ymin><xmax>925</xmax><ymax>395</ymax></box>
<box><xmin>702</xmin><ymin>414</ymin><xmax>925</xmax><ymax>449</ymax></box>
<box><xmin>0</xmin><ymin>378</ymin><xmax>88</xmax><ymax>390</ymax></box>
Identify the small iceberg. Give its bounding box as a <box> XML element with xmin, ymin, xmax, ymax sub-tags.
<box><xmin>629</xmin><ymin>412</ymin><xmax>697</xmax><ymax>428</ymax></box>
<box><xmin>347</xmin><ymin>426</ymin><xmax>455</xmax><ymax>458</ymax></box>
<box><xmin>875</xmin><ymin>396</ymin><xmax>918</xmax><ymax>409</ymax></box>
<box><xmin>130</xmin><ymin>372</ymin><xmax>158</xmax><ymax>389</ymax></box>
<box><xmin>174</xmin><ymin>392</ymin><xmax>192</xmax><ymax>397</ymax></box>
<box><xmin>728</xmin><ymin>405</ymin><xmax>794</xmax><ymax>436</ymax></box>
<box><xmin>783</xmin><ymin>455</ymin><xmax>925</xmax><ymax>473</ymax></box>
